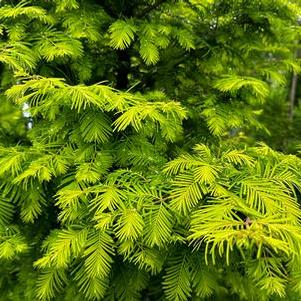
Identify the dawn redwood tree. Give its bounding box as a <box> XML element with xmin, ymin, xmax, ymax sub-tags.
<box><xmin>1</xmin><ymin>0</ymin><xmax>301</xmax><ymax>300</ymax></box>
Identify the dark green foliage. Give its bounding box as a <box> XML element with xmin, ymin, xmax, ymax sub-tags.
<box><xmin>1</xmin><ymin>0</ymin><xmax>301</xmax><ymax>300</ymax></box>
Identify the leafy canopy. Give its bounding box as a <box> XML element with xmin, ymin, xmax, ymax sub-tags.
<box><xmin>0</xmin><ymin>0</ymin><xmax>301</xmax><ymax>301</ymax></box>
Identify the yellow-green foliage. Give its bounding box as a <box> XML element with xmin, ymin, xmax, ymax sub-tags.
<box><xmin>0</xmin><ymin>0</ymin><xmax>301</xmax><ymax>301</ymax></box>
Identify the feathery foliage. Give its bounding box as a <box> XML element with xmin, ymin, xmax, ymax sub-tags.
<box><xmin>1</xmin><ymin>0</ymin><xmax>301</xmax><ymax>300</ymax></box>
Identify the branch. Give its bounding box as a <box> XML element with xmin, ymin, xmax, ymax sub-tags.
<box><xmin>135</xmin><ymin>0</ymin><xmax>169</xmax><ymax>18</ymax></box>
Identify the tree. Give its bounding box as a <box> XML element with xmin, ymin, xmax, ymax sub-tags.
<box><xmin>1</xmin><ymin>0</ymin><xmax>301</xmax><ymax>300</ymax></box>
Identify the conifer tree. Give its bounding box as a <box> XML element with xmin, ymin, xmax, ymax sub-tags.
<box><xmin>1</xmin><ymin>0</ymin><xmax>301</xmax><ymax>300</ymax></box>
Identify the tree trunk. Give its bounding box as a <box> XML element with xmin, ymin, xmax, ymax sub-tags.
<box><xmin>289</xmin><ymin>72</ymin><xmax>298</xmax><ymax>122</ymax></box>
<box><xmin>116</xmin><ymin>50</ymin><xmax>131</xmax><ymax>90</ymax></box>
